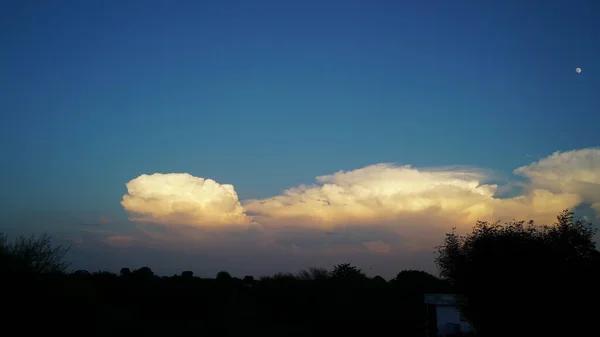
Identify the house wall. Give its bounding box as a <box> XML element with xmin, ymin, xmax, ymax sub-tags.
<box><xmin>435</xmin><ymin>305</ymin><xmax>472</xmax><ymax>336</ymax></box>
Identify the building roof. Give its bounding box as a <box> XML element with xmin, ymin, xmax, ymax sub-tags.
<box><xmin>424</xmin><ymin>293</ymin><xmax>467</xmax><ymax>306</ymax></box>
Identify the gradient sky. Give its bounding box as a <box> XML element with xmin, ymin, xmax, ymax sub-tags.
<box><xmin>1</xmin><ymin>0</ymin><xmax>599</xmax><ymax>278</ymax></box>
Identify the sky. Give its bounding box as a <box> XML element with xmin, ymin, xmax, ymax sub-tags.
<box><xmin>1</xmin><ymin>0</ymin><xmax>599</xmax><ymax>279</ymax></box>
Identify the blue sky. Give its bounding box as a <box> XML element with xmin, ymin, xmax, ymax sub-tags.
<box><xmin>1</xmin><ymin>0</ymin><xmax>599</xmax><ymax>277</ymax></box>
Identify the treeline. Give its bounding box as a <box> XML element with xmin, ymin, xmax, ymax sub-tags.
<box><xmin>2</xmin><ymin>209</ymin><xmax>600</xmax><ymax>337</ymax></box>
<box><xmin>4</xmin><ymin>259</ymin><xmax>447</xmax><ymax>336</ymax></box>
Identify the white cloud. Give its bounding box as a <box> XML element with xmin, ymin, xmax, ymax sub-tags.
<box><xmin>121</xmin><ymin>173</ymin><xmax>251</xmax><ymax>227</ymax></box>
<box><xmin>243</xmin><ymin>163</ymin><xmax>580</xmax><ymax>229</ymax></box>
<box><xmin>514</xmin><ymin>148</ymin><xmax>600</xmax><ymax>212</ymax></box>
<box><xmin>118</xmin><ymin>148</ymin><xmax>600</xmax><ymax>261</ymax></box>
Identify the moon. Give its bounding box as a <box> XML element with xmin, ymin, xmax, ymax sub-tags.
<box><xmin>576</xmin><ymin>67</ymin><xmax>582</xmax><ymax>73</ymax></box>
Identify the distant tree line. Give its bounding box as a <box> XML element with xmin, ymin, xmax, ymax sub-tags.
<box><xmin>1</xmin><ymin>209</ymin><xmax>598</xmax><ymax>337</ymax></box>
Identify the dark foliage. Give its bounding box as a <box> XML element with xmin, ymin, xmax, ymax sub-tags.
<box><xmin>435</xmin><ymin>209</ymin><xmax>600</xmax><ymax>337</ymax></box>
<box><xmin>0</xmin><ymin>232</ymin><xmax>70</xmax><ymax>274</ymax></box>
<box><xmin>3</xmin><ymin>209</ymin><xmax>597</xmax><ymax>337</ymax></box>
<box><xmin>0</xmin><ymin>232</ymin><xmax>451</xmax><ymax>337</ymax></box>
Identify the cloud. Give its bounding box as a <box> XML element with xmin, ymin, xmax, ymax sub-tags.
<box><xmin>243</xmin><ymin>163</ymin><xmax>580</xmax><ymax>229</ymax></box>
<box><xmin>514</xmin><ymin>148</ymin><xmax>600</xmax><ymax>213</ymax></box>
<box><xmin>243</xmin><ymin>164</ymin><xmax>491</xmax><ymax>227</ymax></box>
<box><xmin>99</xmin><ymin>216</ymin><xmax>111</xmax><ymax>224</ymax></box>
<box><xmin>121</xmin><ymin>173</ymin><xmax>251</xmax><ymax>227</ymax></box>
<box><xmin>104</xmin><ymin>235</ymin><xmax>136</xmax><ymax>247</ymax></box>
<box><xmin>114</xmin><ymin>147</ymin><xmax>599</xmax><ymax>277</ymax></box>
<box><xmin>121</xmin><ymin>162</ymin><xmax>589</xmax><ymax>233</ymax></box>
<box><xmin>362</xmin><ymin>240</ymin><xmax>392</xmax><ymax>254</ymax></box>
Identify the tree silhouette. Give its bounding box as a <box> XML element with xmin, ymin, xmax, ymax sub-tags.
<box><xmin>1</xmin><ymin>232</ymin><xmax>73</xmax><ymax>329</ymax></box>
<box><xmin>268</xmin><ymin>272</ymin><xmax>296</xmax><ymax>282</ymax></box>
<box><xmin>297</xmin><ymin>267</ymin><xmax>329</xmax><ymax>281</ymax></box>
<box><xmin>330</xmin><ymin>263</ymin><xmax>367</xmax><ymax>282</ymax></box>
<box><xmin>435</xmin><ymin>209</ymin><xmax>600</xmax><ymax>337</ymax></box>
<box><xmin>132</xmin><ymin>266</ymin><xmax>155</xmax><ymax>284</ymax></box>
<box><xmin>393</xmin><ymin>270</ymin><xmax>449</xmax><ymax>293</ymax></box>
<box><xmin>371</xmin><ymin>275</ymin><xmax>386</xmax><ymax>284</ymax></box>
<box><xmin>73</xmin><ymin>269</ymin><xmax>91</xmax><ymax>277</ymax></box>
<box><xmin>216</xmin><ymin>270</ymin><xmax>232</xmax><ymax>281</ymax></box>
<box><xmin>0</xmin><ymin>232</ymin><xmax>70</xmax><ymax>274</ymax></box>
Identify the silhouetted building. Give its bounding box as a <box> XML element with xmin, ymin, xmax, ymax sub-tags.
<box><xmin>424</xmin><ymin>293</ymin><xmax>472</xmax><ymax>337</ymax></box>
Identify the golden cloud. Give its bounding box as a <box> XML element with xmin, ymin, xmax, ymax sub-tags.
<box><xmin>121</xmin><ymin>173</ymin><xmax>251</xmax><ymax>227</ymax></box>
<box><xmin>362</xmin><ymin>240</ymin><xmax>392</xmax><ymax>254</ymax></box>
<box><xmin>120</xmin><ymin>148</ymin><xmax>598</xmax><ymax>241</ymax></box>
<box><xmin>243</xmin><ymin>164</ymin><xmax>580</xmax><ymax>229</ymax></box>
<box><xmin>514</xmin><ymin>148</ymin><xmax>600</xmax><ymax>213</ymax></box>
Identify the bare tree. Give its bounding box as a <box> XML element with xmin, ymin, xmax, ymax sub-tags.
<box><xmin>0</xmin><ymin>232</ymin><xmax>70</xmax><ymax>274</ymax></box>
<box><xmin>296</xmin><ymin>267</ymin><xmax>330</xmax><ymax>281</ymax></box>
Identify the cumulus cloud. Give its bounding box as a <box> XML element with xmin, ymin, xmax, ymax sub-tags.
<box><xmin>243</xmin><ymin>164</ymin><xmax>580</xmax><ymax>229</ymax></box>
<box><xmin>118</xmin><ymin>147</ymin><xmax>599</xmax><ymax>271</ymax></box>
<box><xmin>514</xmin><ymin>148</ymin><xmax>600</xmax><ymax>213</ymax></box>
<box><xmin>121</xmin><ymin>173</ymin><xmax>251</xmax><ymax>227</ymax></box>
